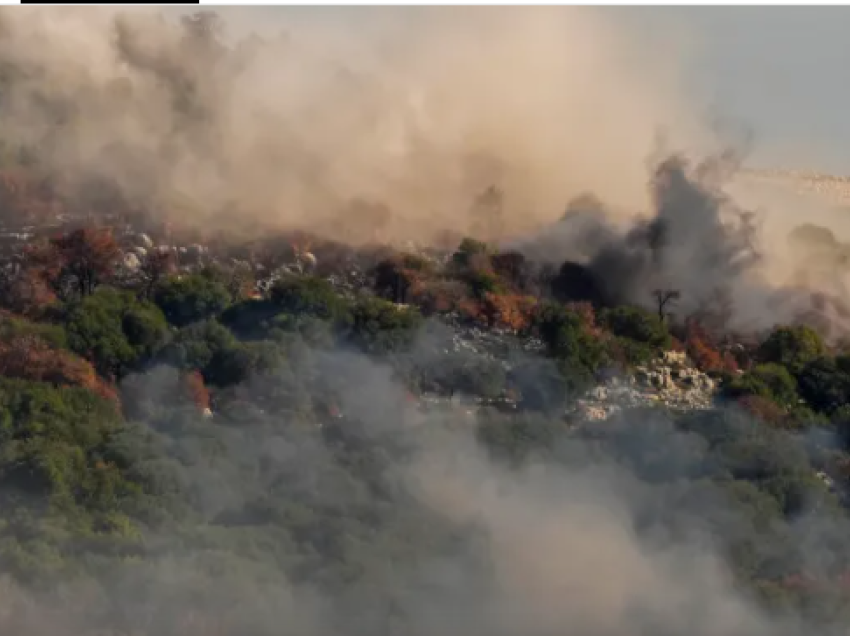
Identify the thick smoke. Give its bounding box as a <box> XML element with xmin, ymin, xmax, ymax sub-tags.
<box><xmin>522</xmin><ymin>151</ymin><xmax>764</xmax><ymax>319</ymax></box>
<box><xmin>2</xmin><ymin>6</ymin><xmax>849</xmax><ymax>334</ymax></box>
<box><xmin>513</xmin><ymin>147</ymin><xmax>850</xmax><ymax>337</ymax></box>
<box><xmin>2</xmin><ymin>349</ymin><xmax>846</xmax><ymax>636</ymax></box>
<box><xmin>0</xmin><ymin>6</ymin><xmax>707</xmax><ymax>243</ymax></box>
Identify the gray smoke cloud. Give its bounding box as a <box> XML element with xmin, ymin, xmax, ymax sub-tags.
<box><xmin>511</xmin><ymin>146</ymin><xmax>850</xmax><ymax>337</ymax></box>
<box><xmin>0</xmin><ymin>346</ymin><xmax>847</xmax><ymax>636</ymax></box>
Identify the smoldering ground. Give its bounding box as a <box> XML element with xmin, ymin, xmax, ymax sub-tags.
<box><xmin>1</xmin><ymin>343</ymin><xmax>849</xmax><ymax>636</ymax></box>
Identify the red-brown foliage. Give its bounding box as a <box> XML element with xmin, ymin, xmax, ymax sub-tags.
<box><xmin>27</xmin><ymin>227</ymin><xmax>121</xmax><ymax>300</ymax></box>
<box><xmin>466</xmin><ymin>251</ymin><xmax>493</xmax><ymax>275</ymax></box>
<box><xmin>736</xmin><ymin>394</ymin><xmax>787</xmax><ymax>426</ymax></box>
<box><xmin>182</xmin><ymin>370</ymin><xmax>211</xmax><ymax>413</ymax></box>
<box><xmin>720</xmin><ymin>350</ymin><xmax>741</xmax><ymax>374</ymax></box>
<box><xmin>491</xmin><ymin>251</ymin><xmax>525</xmax><ymax>279</ymax></box>
<box><xmin>563</xmin><ymin>301</ymin><xmax>603</xmax><ymax>338</ymax></box>
<box><xmin>670</xmin><ymin>336</ymin><xmax>686</xmax><ymax>353</ymax></box>
<box><xmin>684</xmin><ymin>317</ymin><xmax>738</xmax><ymax>373</ymax></box>
<box><xmin>373</xmin><ymin>256</ymin><xmax>424</xmax><ymax>304</ymax></box>
<box><xmin>456</xmin><ymin>297</ymin><xmax>484</xmax><ymax>323</ymax></box>
<box><xmin>0</xmin><ymin>335</ymin><xmax>116</xmax><ymax>402</ymax></box>
<box><xmin>491</xmin><ymin>250</ymin><xmax>536</xmax><ymax>292</ymax></box>
<box><xmin>2</xmin><ymin>267</ymin><xmax>58</xmax><ymax>317</ymax></box>
<box><xmin>49</xmin><ymin>227</ymin><xmax>120</xmax><ymax>297</ymax></box>
<box><xmin>480</xmin><ymin>292</ymin><xmax>537</xmax><ymax>331</ymax></box>
<box><xmin>409</xmin><ymin>280</ymin><xmax>467</xmax><ymax>316</ymax></box>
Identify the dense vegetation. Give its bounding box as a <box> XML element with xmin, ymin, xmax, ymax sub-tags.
<box><xmin>0</xmin><ymin>8</ymin><xmax>845</xmax><ymax>635</ymax></box>
<box><xmin>0</xmin><ymin>215</ymin><xmax>846</xmax><ymax>635</ymax></box>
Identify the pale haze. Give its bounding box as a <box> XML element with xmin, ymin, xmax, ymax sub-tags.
<box><xmin>184</xmin><ymin>6</ymin><xmax>850</xmax><ymax>175</ymax></box>
<box><xmin>615</xmin><ymin>7</ymin><xmax>850</xmax><ymax>174</ymax></box>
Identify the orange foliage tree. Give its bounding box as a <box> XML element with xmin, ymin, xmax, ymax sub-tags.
<box><xmin>182</xmin><ymin>370</ymin><xmax>211</xmax><ymax>413</ymax></box>
<box><xmin>0</xmin><ymin>335</ymin><xmax>116</xmax><ymax>401</ymax></box>
<box><xmin>491</xmin><ymin>250</ymin><xmax>527</xmax><ymax>289</ymax></box>
<box><xmin>31</xmin><ymin>227</ymin><xmax>121</xmax><ymax>300</ymax></box>
<box><xmin>480</xmin><ymin>292</ymin><xmax>537</xmax><ymax>331</ymax></box>
<box><xmin>563</xmin><ymin>302</ymin><xmax>604</xmax><ymax>338</ymax></box>
<box><xmin>684</xmin><ymin>317</ymin><xmax>738</xmax><ymax>374</ymax></box>
<box><xmin>373</xmin><ymin>253</ymin><xmax>435</xmax><ymax>305</ymax></box>
<box><xmin>410</xmin><ymin>280</ymin><xmax>468</xmax><ymax>316</ymax></box>
<box><xmin>0</xmin><ymin>266</ymin><xmax>57</xmax><ymax>316</ymax></box>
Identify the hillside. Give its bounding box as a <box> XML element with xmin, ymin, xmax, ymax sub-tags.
<box><xmin>0</xmin><ymin>188</ymin><xmax>848</xmax><ymax>636</ymax></box>
<box><xmin>2</xmin><ymin>7</ymin><xmax>850</xmax><ymax>636</ymax></box>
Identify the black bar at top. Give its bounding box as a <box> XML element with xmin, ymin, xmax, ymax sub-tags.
<box><xmin>22</xmin><ymin>0</ymin><xmax>199</xmax><ymax>3</ymax></box>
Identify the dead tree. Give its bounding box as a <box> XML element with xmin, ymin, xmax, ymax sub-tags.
<box><xmin>653</xmin><ymin>289</ymin><xmax>681</xmax><ymax>324</ymax></box>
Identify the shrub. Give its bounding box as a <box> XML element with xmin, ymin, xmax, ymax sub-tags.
<box><xmin>372</xmin><ymin>254</ymin><xmax>432</xmax><ymax>304</ymax></box>
<box><xmin>347</xmin><ymin>296</ymin><xmax>423</xmax><ymax>355</ymax></box>
<box><xmin>410</xmin><ymin>280</ymin><xmax>467</xmax><ymax>316</ymax></box>
<box><xmin>600</xmin><ymin>305</ymin><xmax>671</xmax><ymax>350</ymax></box>
<box><xmin>0</xmin><ymin>313</ymin><xmax>67</xmax><ymax>349</ymax></box>
<box><xmin>533</xmin><ymin>302</ymin><xmax>607</xmax><ymax>376</ymax></box>
<box><xmin>758</xmin><ymin>325</ymin><xmax>826</xmax><ymax>372</ymax></box>
<box><xmin>65</xmin><ymin>288</ymin><xmax>168</xmax><ymax>379</ymax></box>
<box><xmin>467</xmin><ymin>269</ymin><xmax>504</xmax><ymax>299</ymax></box>
<box><xmin>491</xmin><ymin>250</ymin><xmax>531</xmax><ymax>291</ymax></box>
<box><xmin>153</xmin><ymin>273</ymin><xmax>232</xmax><ymax>327</ymax></box>
<box><xmin>451</xmin><ymin>237</ymin><xmax>491</xmax><ymax>269</ymax></box>
<box><xmin>796</xmin><ymin>356</ymin><xmax>850</xmax><ymax>414</ymax></box>
<box><xmin>725</xmin><ymin>364</ymin><xmax>798</xmax><ymax>407</ymax></box>
<box><xmin>269</xmin><ymin>275</ymin><xmax>350</xmax><ymax>323</ymax></box>
<box><xmin>480</xmin><ymin>292</ymin><xmax>537</xmax><ymax>331</ymax></box>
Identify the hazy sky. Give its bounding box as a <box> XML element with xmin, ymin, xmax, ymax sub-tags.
<box><xmin>172</xmin><ymin>6</ymin><xmax>850</xmax><ymax>175</ymax></box>
<box><xmin>615</xmin><ymin>7</ymin><xmax>850</xmax><ymax>174</ymax></box>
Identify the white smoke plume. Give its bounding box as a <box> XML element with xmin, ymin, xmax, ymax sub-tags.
<box><xmin>0</xmin><ymin>6</ymin><xmax>709</xmax><ymax>243</ymax></box>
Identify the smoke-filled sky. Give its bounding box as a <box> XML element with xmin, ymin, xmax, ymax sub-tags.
<box><xmin>167</xmin><ymin>6</ymin><xmax>850</xmax><ymax>176</ymax></box>
<box><xmin>3</xmin><ymin>4</ymin><xmax>850</xmax><ymax>333</ymax></box>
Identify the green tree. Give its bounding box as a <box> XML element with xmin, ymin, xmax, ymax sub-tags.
<box><xmin>600</xmin><ymin>305</ymin><xmax>671</xmax><ymax>350</ymax></box>
<box><xmin>534</xmin><ymin>303</ymin><xmax>607</xmax><ymax>375</ymax></box>
<box><xmin>205</xmin><ymin>341</ymin><xmax>283</xmax><ymax>387</ymax></box>
<box><xmin>451</xmin><ymin>237</ymin><xmax>491</xmax><ymax>269</ymax></box>
<box><xmin>0</xmin><ymin>377</ymin><xmax>143</xmax><ymax>585</ymax></box>
<box><xmin>157</xmin><ymin>319</ymin><xmax>237</xmax><ymax>372</ymax></box>
<box><xmin>153</xmin><ymin>273</ymin><xmax>232</xmax><ymax>328</ymax></box>
<box><xmin>0</xmin><ymin>314</ymin><xmax>67</xmax><ymax>349</ymax></box>
<box><xmin>796</xmin><ymin>356</ymin><xmax>850</xmax><ymax>414</ymax></box>
<box><xmin>758</xmin><ymin>325</ymin><xmax>826</xmax><ymax>372</ymax></box>
<box><xmin>421</xmin><ymin>351</ymin><xmax>506</xmax><ymax>399</ymax></box>
<box><xmin>65</xmin><ymin>288</ymin><xmax>168</xmax><ymax>379</ymax></box>
<box><xmin>725</xmin><ymin>363</ymin><xmax>799</xmax><ymax>407</ymax></box>
<box><xmin>347</xmin><ymin>296</ymin><xmax>423</xmax><ymax>355</ymax></box>
<box><xmin>269</xmin><ymin>275</ymin><xmax>351</xmax><ymax>323</ymax></box>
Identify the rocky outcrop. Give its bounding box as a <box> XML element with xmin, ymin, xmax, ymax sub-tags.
<box><xmin>572</xmin><ymin>350</ymin><xmax>717</xmax><ymax>422</ymax></box>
